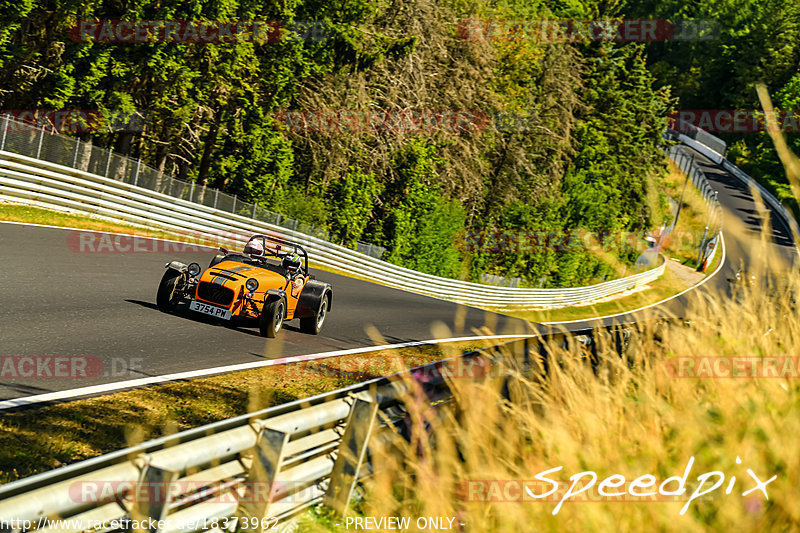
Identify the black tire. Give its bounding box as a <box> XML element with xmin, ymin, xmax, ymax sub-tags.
<box><xmin>156</xmin><ymin>269</ymin><xmax>183</xmax><ymax>312</ymax></box>
<box><xmin>300</xmin><ymin>293</ymin><xmax>329</xmax><ymax>335</ymax></box>
<box><xmin>259</xmin><ymin>298</ymin><xmax>285</xmax><ymax>338</ymax></box>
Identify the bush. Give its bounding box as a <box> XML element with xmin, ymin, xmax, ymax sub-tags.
<box><xmin>327</xmin><ymin>169</ymin><xmax>382</xmax><ymax>247</ymax></box>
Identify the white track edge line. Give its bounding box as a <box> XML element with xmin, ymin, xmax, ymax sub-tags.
<box><xmin>541</xmin><ymin>231</ymin><xmax>727</xmax><ymax>325</ymax></box>
<box><xmin>0</xmin><ymin>334</ymin><xmax>535</xmax><ymax>410</ymax></box>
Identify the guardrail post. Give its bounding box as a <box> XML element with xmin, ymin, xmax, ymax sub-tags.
<box><xmin>234</xmin><ymin>425</ymin><xmax>290</xmax><ymax>531</ymax></box>
<box><xmin>324</xmin><ymin>392</ymin><xmax>379</xmax><ymax>515</ymax></box>
<box><xmin>214</xmin><ymin>188</ymin><xmax>219</xmax><ymax>209</ymax></box>
<box><xmin>130</xmin><ymin>463</ymin><xmax>179</xmax><ymax>533</ymax></box>
<box><xmin>697</xmin><ymin>225</ymin><xmax>709</xmax><ymax>265</ymax></box>
<box><xmin>0</xmin><ymin>114</ymin><xmax>9</xmax><ymax>151</ymax></box>
<box><xmin>104</xmin><ymin>150</ymin><xmax>112</xmax><ymax>177</ymax></box>
<box><xmin>72</xmin><ymin>139</ymin><xmax>80</xmax><ymax>168</ymax></box>
<box><xmin>35</xmin><ymin>125</ymin><xmax>45</xmax><ymax>159</ymax></box>
<box><xmin>252</xmin><ymin>202</ymin><xmax>257</xmax><ymax>218</ymax></box>
<box><xmin>232</xmin><ymin>195</ymin><xmax>237</xmax><ymax>213</ymax></box>
<box><xmin>134</xmin><ymin>159</ymin><xmax>141</xmax><ymax>186</ymax></box>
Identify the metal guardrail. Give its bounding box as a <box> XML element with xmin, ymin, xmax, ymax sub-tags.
<box><xmin>0</xmin><ymin>149</ymin><xmax>666</xmax><ymax>310</ymax></box>
<box><xmin>666</xmin><ymin>144</ymin><xmax>723</xmax><ymax>228</ymax></box>
<box><xmin>0</xmin><ymin>330</ymin><xmax>617</xmax><ymax>533</ymax></box>
<box><xmin>667</xmin><ymin>124</ymin><xmax>800</xmax><ymax>257</ymax></box>
<box><xmin>720</xmin><ymin>160</ymin><xmax>800</xmax><ymax>254</ymax></box>
<box><xmin>0</xmin><ymin>115</ymin><xmax>384</xmax><ymax>258</ymax></box>
<box><xmin>665</xmin><ymin>143</ymin><xmax>724</xmax><ymax>267</ymax></box>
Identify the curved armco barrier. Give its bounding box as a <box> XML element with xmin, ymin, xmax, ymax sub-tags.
<box><xmin>720</xmin><ymin>159</ymin><xmax>800</xmax><ymax>251</ymax></box>
<box><xmin>0</xmin><ymin>331</ymin><xmax>618</xmax><ymax>532</ymax></box>
<box><xmin>0</xmin><ymin>148</ymin><xmax>667</xmax><ymax>310</ymax></box>
<box><xmin>668</xmin><ymin>123</ymin><xmax>800</xmax><ymax>255</ymax></box>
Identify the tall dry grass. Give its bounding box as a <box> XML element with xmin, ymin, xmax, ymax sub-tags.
<box><xmin>299</xmin><ymin>107</ymin><xmax>800</xmax><ymax>531</ymax></box>
<box><xmin>341</xmin><ymin>274</ymin><xmax>800</xmax><ymax>531</ymax></box>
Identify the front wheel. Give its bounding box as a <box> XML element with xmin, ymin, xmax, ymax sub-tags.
<box><xmin>300</xmin><ymin>294</ymin><xmax>329</xmax><ymax>335</ymax></box>
<box><xmin>156</xmin><ymin>270</ymin><xmax>183</xmax><ymax>312</ymax></box>
<box><xmin>259</xmin><ymin>299</ymin><xmax>285</xmax><ymax>338</ymax></box>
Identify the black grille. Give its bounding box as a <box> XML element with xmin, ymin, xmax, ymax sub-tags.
<box><xmin>197</xmin><ymin>282</ymin><xmax>235</xmax><ymax>306</ymax></box>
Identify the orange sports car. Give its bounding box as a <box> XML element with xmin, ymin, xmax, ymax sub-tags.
<box><xmin>156</xmin><ymin>234</ymin><xmax>332</xmax><ymax>337</ymax></box>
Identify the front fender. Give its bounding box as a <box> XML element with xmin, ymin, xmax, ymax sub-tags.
<box><xmin>264</xmin><ymin>289</ymin><xmax>288</xmax><ymax>318</ymax></box>
<box><xmin>165</xmin><ymin>260</ymin><xmax>188</xmax><ymax>273</ymax></box>
<box><xmin>296</xmin><ymin>280</ymin><xmax>332</xmax><ymax>319</ymax></box>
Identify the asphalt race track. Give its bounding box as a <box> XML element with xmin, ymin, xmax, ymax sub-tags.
<box><xmin>0</xmin><ymin>144</ymin><xmax>796</xmax><ymax>404</ymax></box>
<box><xmin>0</xmin><ymin>223</ymin><xmax>533</xmax><ymax>402</ymax></box>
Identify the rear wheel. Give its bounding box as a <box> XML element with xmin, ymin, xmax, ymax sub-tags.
<box><xmin>156</xmin><ymin>270</ymin><xmax>183</xmax><ymax>312</ymax></box>
<box><xmin>259</xmin><ymin>299</ymin><xmax>285</xmax><ymax>338</ymax></box>
<box><xmin>208</xmin><ymin>254</ymin><xmax>225</xmax><ymax>269</ymax></box>
<box><xmin>300</xmin><ymin>294</ymin><xmax>329</xmax><ymax>335</ymax></box>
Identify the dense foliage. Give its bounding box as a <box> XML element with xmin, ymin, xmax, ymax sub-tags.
<box><xmin>1</xmin><ymin>0</ymin><xmax>699</xmax><ymax>286</ymax></box>
<box><xmin>625</xmin><ymin>0</ymin><xmax>800</xmax><ymax>219</ymax></box>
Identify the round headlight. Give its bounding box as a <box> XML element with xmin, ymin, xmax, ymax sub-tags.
<box><xmin>245</xmin><ymin>278</ymin><xmax>259</xmax><ymax>291</ymax></box>
<box><xmin>187</xmin><ymin>263</ymin><xmax>201</xmax><ymax>277</ymax></box>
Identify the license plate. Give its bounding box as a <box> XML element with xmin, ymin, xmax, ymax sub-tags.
<box><xmin>190</xmin><ymin>300</ymin><xmax>232</xmax><ymax>320</ymax></box>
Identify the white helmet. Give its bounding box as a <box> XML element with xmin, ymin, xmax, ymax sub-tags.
<box><xmin>243</xmin><ymin>237</ymin><xmax>264</xmax><ymax>256</ymax></box>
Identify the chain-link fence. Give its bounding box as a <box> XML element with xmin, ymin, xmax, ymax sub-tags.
<box><xmin>0</xmin><ymin>114</ymin><xmax>386</xmax><ymax>259</ymax></box>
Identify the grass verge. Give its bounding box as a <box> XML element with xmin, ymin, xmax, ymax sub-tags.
<box><xmin>0</xmin><ymin>340</ymin><xmax>488</xmax><ymax>485</ymax></box>
<box><xmin>0</xmin><ymin>202</ymin><xmax>185</xmax><ymax>241</ymax></box>
<box><xmin>662</xmin><ymin>161</ymin><xmax>715</xmax><ymax>268</ymax></box>
<box><xmin>0</xmin><ymin>202</ymin><xmax>382</xmax><ymax>284</ymax></box>
<box><xmin>505</xmin><ymin>264</ymin><xmax>697</xmax><ymax>323</ymax></box>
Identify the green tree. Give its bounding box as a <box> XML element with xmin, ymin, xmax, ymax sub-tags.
<box><xmin>328</xmin><ymin>168</ymin><xmax>382</xmax><ymax>247</ymax></box>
